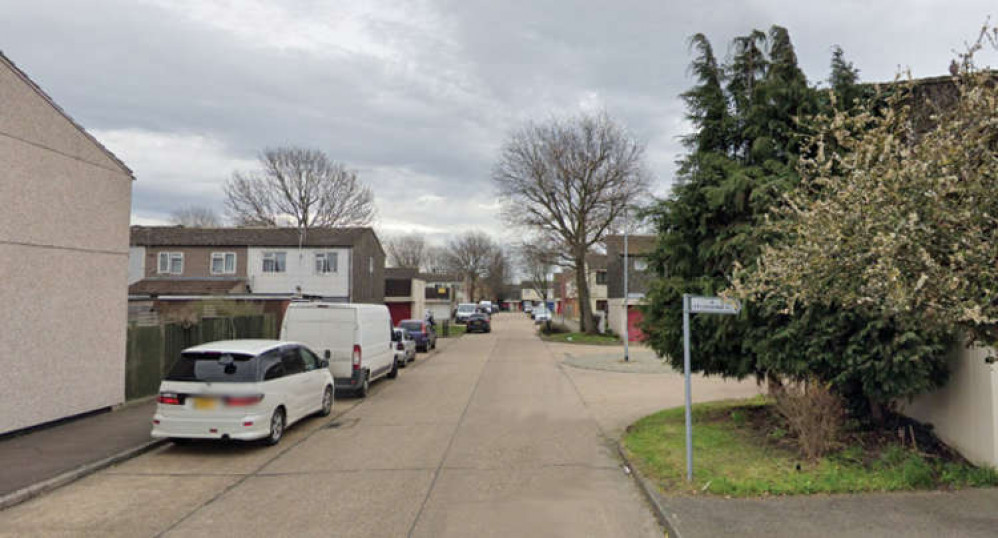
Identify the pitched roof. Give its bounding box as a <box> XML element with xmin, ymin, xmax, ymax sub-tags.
<box><xmin>418</xmin><ymin>272</ymin><xmax>461</xmax><ymax>282</ymax></box>
<box><xmin>130</xmin><ymin>226</ymin><xmax>376</xmax><ymax>248</ymax></box>
<box><xmin>385</xmin><ymin>267</ymin><xmax>419</xmax><ymax>280</ymax></box>
<box><xmin>128</xmin><ymin>278</ymin><xmax>248</xmax><ymax>296</ymax></box>
<box><xmin>605</xmin><ymin>234</ymin><xmax>657</xmax><ymax>255</ymax></box>
<box><xmin>0</xmin><ymin>51</ymin><xmax>133</xmax><ymax>178</ymax></box>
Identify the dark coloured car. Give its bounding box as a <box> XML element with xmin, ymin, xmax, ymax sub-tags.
<box><xmin>400</xmin><ymin>319</ymin><xmax>437</xmax><ymax>352</ymax></box>
<box><xmin>466</xmin><ymin>313</ymin><xmax>491</xmax><ymax>333</ymax></box>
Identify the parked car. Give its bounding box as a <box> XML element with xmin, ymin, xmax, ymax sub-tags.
<box><xmin>455</xmin><ymin>303</ymin><xmax>477</xmax><ymax>324</ymax></box>
<box><xmin>466</xmin><ymin>312</ymin><xmax>491</xmax><ymax>333</ymax></box>
<box><xmin>280</xmin><ymin>302</ymin><xmax>396</xmax><ymax>397</ymax></box>
<box><xmin>400</xmin><ymin>319</ymin><xmax>437</xmax><ymax>352</ymax></box>
<box><xmin>392</xmin><ymin>327</ymin><xmax>416</xmax><ymax>367</ymax></box>
<box><xmin>478</xmin><ymin>300</ymin><xmax>493</xmax><ymax>314</ymax></box>
<box><xmin>533</xmin><ymin>307</ymin><xmax>552</xmax><ymax>323</ymax></box>
<box><xmin>151</xmin><ymin>340</ymin><xmax>334</xmax><ymax>446</ymax></box>
<box><xmin>524</xmin><ymin>302</ymin><xmax>534</xmax><ymax>314</ymax></box>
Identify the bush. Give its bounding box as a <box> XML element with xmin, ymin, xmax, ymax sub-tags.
<box><xmin>774</xmin><ymin>380</ymin><xmax>845</xmax><ymax>460</ymax></box>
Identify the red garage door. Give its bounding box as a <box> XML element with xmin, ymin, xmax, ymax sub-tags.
<box><xmin>626</xmin><ymin>306</ymin><xmax>645</xmax><ymax>342</ymax></box>
<box><xmin>388</xmin><ymin>303</ymin><xmax>412</xmax><ymax>327</ymax></box>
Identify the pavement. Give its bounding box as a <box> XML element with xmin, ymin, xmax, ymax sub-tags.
<box><xmin>0</xmin><ymin>399</ymin><xmax>161</xmax><ymax>500</ymax></box>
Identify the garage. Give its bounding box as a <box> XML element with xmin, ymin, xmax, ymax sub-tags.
<box><xmin>626</xmin><ymin>305</ymin><xmax>645</xmax><ymax>342</ymax></box>
<box><xmin>387</xmin><ymin>302</ymin><xmax>412</xmax><ymax>327</ymax></box>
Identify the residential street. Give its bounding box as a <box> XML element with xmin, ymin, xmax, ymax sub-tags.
<box><xmin>0</xmin><ymin>314</ymin><xmax>668</xmax><ymax>537</ymax></box>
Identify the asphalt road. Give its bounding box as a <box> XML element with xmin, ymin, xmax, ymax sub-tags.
<box><xmin>0</xmin><ymin>314</ymin><xmax>665</xmax><ymax>537</ymax></box>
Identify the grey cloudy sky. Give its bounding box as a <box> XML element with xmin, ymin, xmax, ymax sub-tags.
<box><xmin>3</xmin><ymin>1</ymin><xmax>996</xmax><ymax>244</ymax></box>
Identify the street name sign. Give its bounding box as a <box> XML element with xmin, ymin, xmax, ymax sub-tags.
<box><xmin>689</xmin><ymin>296</ymin><xmax>741</xmax><ymax>315</ymax></box>
<box><xmin>681</xmin><ymin>294</ymin><xmax>743</xmax><ymax>483</ymax></box>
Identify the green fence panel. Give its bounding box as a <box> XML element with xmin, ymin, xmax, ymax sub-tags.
<box><xmin>163</xmin><ymin>322</ymin><xmax>200</xmax><ymax>376</ymax></box>
<box><xmin>125</xmin><ymin>325</ymin><xmax>164</xmax><ymax>400</ymax></box>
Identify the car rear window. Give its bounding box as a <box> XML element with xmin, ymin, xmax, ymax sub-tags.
<box><xmin>400</xmin><ymin>321</ymin><xmax>423</xmax><ymax>332</ymax></box>
<box><xmin>457</xmin><ymin>305</ymin><xmax>476</xmax><ymax>312</ymax></box>
<box><xmin>165</xmin><ymin>352</ymin><xmax>258</xmax><ymax>383</ymax></box>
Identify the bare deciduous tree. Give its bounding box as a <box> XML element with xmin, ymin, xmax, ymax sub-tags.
<box><xmin>493</xmin><ymin>112</ymin><xmax>649</xmax><ymax>332</ymax></box>
<box><xmin>519</xmin><ymin>242</ymin><xmax>557</xmax><ymax>301</ymax></box>
<box><xmin>443</xmin><ymin>232</ymin><xmax>499</xmax><ymax>302</ymax></box>
<box><xmin>482</xmin><ymin>246</ymin><xmax>512</xmax><ymax>303</ymax></box>
<box><xmin>385</xmin><ymin>234</ymin><xmax>427</xmax><ymax>268</ymax></box>
<box><xmin>170</xmin><ymin>205</ymin><xmax>221</xmax><ymax>227</ymax></box>
<box><xmin>224</xmin><ymin>147</ymin><xmax>375</xmax><ymax>229</ymax></box>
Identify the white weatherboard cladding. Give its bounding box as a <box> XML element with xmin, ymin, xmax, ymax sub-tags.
<box><xmin>247</xmin><ymin>247</ymin><xmax>350</xmax><ymax>297</ymax></box>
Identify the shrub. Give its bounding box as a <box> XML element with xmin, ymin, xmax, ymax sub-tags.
<box><xmin>774</xmin><ymin>380</ymin><xmax>845</xmax><ymax>460</ymax></box>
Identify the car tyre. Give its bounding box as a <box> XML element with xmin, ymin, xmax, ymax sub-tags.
<box><xmin>170</xmin><ymin>438</ymin><xmax>192</xmax><ymax>446</ymax></box>
<box><xmin>265</xmin><ymin>407</ymin><xmax>286</xmax><ymax>446</ymax></box>
<box><xmin>388</xmin><ymin>358</ymin><xmax>399</xmax><ymax>379</ymax></box>
<box><xmin>356</xmin><ymin>372</ymin><xmax>370</xmax><ymax>398</ymax></box>
<box><xmin>318</xmin><ymin>386</ymin><xmax>333</xmax><ymax>417</ymax></box>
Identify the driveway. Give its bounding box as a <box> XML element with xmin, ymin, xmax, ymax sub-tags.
<box><xmin>0</xmin><ymin>314</ymin><xmax>668</xmax><ymax>537</ymax></box>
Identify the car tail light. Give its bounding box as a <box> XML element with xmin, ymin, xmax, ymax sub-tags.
<box><xmin>397</xmin><ymin>342</ymin><xmax>404</xmax><ymax>350</ymax></box>
<box><xmin>421</xmin><ymin>322</ymin><xmax>427</xmax><ymax>334</ymax></box>
<box><xmin>353</xmin><ymin>344</ymin><xmax>362</xmax><ymax>370</ymax></box>
<box><xmin>157</xmin><ymin>393</ymin><xmax>181</xmax><ymax>405</ymax></box>
<box><xmin>224</xmin><ymin>394</ymin><xmax>264</xmax><ymax>407</ymax></box>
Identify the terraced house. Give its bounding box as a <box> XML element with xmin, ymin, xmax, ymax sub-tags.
<box><xmin>0</xmin><ymin>52</ymin><xmax>134</xmax><ymax>434</ymax></box>
<box><xmin>128</xmin><ymin>226</ymin><xmax>385</xmax><ymax>303</ymax></box>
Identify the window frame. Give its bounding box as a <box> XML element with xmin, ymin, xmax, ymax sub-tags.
<box><xmin>210</xmin><ymin>252</ymin><xmax>237</xmax><ymax>275</ymax></box>
<box><xmin>157</xmin><ymin>252</ymin><xmax>184</xmax><ymax>275</ymax></box>
<box><xmin>262</xmin><ymin>251</ymin><xmax>287</xmax><ymax>273</ymax></box>
<box><xmin>595</xmin><ymin>270</ymin><xmax>607</xmax><ymax>285</ymax></box>
<box><xmin>314</xmin><ymin>251</ymin><xmax>338</xmax><ymax>275</ymax></box>
<box><xmin>633</xmin><ymin>258</ymin><xmax>648</xmax><ymax>272</ymax></box>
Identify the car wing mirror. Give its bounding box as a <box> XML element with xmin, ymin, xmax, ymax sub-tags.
<box><xmin>319</xmin><ymin>359</ymin><xmax>330</xmax><ymax>368</ymax></box>
<box><xmin>324</xmin><ymin>349</ymin><xmax>331</xmax><ymax>360</ymax></box>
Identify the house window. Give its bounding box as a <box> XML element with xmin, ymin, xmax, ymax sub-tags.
<box><xmin>315</xmin><ymin>252</ymin><xmax>338</xmax><ymax>274</ymax></box>
<box><xmin>595</xmin><ymin>271</ymin><xmax>607</xmax><ymax>285</ymax></box>
<box><xmin>157</xmin><ymin>252</ymin><xmax>183</xmax><ymax>275</ymax></box>
<box><xmin>633</xmin><ymin>258</ymin><xmax>648</xmax><ymax>271</ymax></box>
<box><xmin>211</xmin><ymin>252</ymin><xmax>236</xmax><ymax>275</ymax></box>
<box><xmin>596</xmin><ymin>300</ymin><xmax>608</xmax><ymax>312</ymax></box>
<box><xmin>262</xmin><ymin>252</ymin><xmax>287</xmax><ymax>273</ymax></box>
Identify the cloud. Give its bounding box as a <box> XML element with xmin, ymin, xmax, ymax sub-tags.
<box><xmin>5</xmin><ymin>0</ymin><xmax>998</xmax><ymax>243</ymax></box>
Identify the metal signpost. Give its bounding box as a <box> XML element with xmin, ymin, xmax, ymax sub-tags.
<box><xmin>682</xmin><ymin>294</ymin><xmax>741</xmax><ymax>482</ymax></box>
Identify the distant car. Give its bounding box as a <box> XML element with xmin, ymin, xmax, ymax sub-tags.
<box><xmin>392</xmin><ymin>327</ymin><xmax>416</xmax><ymax>367</ymax></box>
<box><xmin>152</xmin><ymin>340</ymin><xmax>334</xmax><ymax>446</ymax></box>
<box><xmin>533</xmin><ymin>308</ymin><xmax>552</xmax><ymax>323</ymax></box>
<box><xmin>400</xmin><ymin>319</ymin><xmax>437</xmax><ymax>352</ymax></box>
<box><xmin>524</xmin><ymin>303</ymin><xmax>534</xmax><ymax>314</ymax></box>
<box><xmin>455</xmin><ymin>303</ymin><xmax>477</xmax><ymax>324</ymax></box>
<box><xmin>466</xmin><ymin>312</ymin><xmax>492</xmax><ymax>333</ymax></box>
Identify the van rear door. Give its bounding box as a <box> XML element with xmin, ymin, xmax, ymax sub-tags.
<box><xmin>281</xmin><ymin>305</ymin><xmax>357</xmax><ymax>381</ymax></box>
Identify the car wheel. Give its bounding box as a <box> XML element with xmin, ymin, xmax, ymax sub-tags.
<box><xmin>170</xmin><ymin>438</ymin><xmax>192</xmax><ymax>446</ymax></box>
<box><xmin>388</xmin><ymin>358</ymin><xmax>399</xmax><ymax>379</ymax></box>
<box><xmin>356</xmin><ymin>373</ymin><xmax>370</xmax><ymax>398</ymax></box>
<box><xmin>265</xmin><ymin>407</ymin><xmax>286</xmax><ymax>446</ymax></box>
<box><xmin>431</xmin><ymin>339</ymin><xmax>437</xmax><ymax>350</ymax></box>
<box><xmin>319</xmin><ymin>386</ymin><xmax>333</xmax><ymax>417</ymax></box>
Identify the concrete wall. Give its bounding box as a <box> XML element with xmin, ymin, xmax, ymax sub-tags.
<box><xmin>0</xmin><ymin>56</ymin><xmax>133</xmax><ymax>434</ymax></box>
<box><xmin>247</xmin><ymin>247</ymin><xmax>350</xmax><ymax>297</ymax></box>
<box><xmin>128</xmin><ymin>247</ymin><xmax>145</xmax><ymax>284</ymax></box>
<box><xmin>905</xmin><ymin>343</ymin><xmax>998</xmax><ymax>467</ymax></box>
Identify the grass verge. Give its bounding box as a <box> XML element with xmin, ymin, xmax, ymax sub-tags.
<box><xmin>439</xmin><ymin>324</ymin><xmax>466</xmax><ymax>338</ymax></box>
<box><xmin>540</xmin><ymin>331</ymin><xmax>621</xmax><ymax>345</ymax></box>
<box><xmin>622</xmin><ymin>398</ymin><xmax>998</xmax><ymax>497</ymax></box>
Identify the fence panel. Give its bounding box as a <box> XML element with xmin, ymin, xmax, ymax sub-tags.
<box><xmin>125</xmin><ymin>325</ymin><xmax>164</xmax><ymax>400</ymax></box>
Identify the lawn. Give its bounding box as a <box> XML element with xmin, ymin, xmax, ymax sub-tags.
<box><xmin>539</xmin><ymin>331</ymin><xmax>621</xmax><ymax>345</ymax></box>
<box><xmin>439</xmin><ymin>323</ymin><xmax>466</xmax><ymax>338</ymax></box>
<box><xmin>622</xmin><ymin>398</ymin><xmax>998</xmax><ymax>497</ymax></box>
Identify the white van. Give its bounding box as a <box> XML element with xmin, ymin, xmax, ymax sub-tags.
<box><xmin>280</xmin><ymin>302</ymin><xmax>396</xmax><ymax>397</ymax></box>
